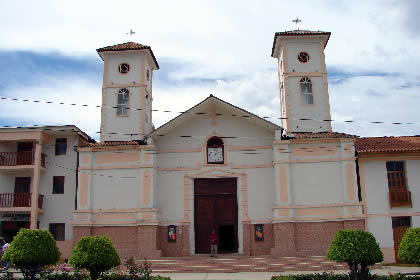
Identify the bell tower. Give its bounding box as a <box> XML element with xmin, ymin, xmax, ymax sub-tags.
<box><xmin>97</xmin><ymin>42</ymin><xmax>159</xmax><ymax>142</ymax></box>
<box><xmin>271</xmin><ymin>30</ymin><xmax>332</xmax><ymax>133</ymax></box>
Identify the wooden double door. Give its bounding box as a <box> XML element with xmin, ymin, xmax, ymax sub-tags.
<box><xmin>194</xmin><ymin>178</ymin><xmax>238</xmax><ymax>254</ymax></box>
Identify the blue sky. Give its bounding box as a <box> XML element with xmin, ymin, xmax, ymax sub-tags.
<box><xmin>0</xmin><ymin>0</ymin><xmax>419</xmax><ymax>139</ymax></box>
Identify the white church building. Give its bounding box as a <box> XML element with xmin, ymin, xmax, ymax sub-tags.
<box><xmin>0</xmin><ymin>30</ymin><xmax>418</xmax><ymax>263</ymax></box>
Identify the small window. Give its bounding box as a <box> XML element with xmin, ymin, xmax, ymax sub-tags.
<box><xmin>117</xmin><ymin>88</ymin><xmax>129</xmax><ymax>116</ymax></box>
<box><xmin>300</xmin><ymin>77</ymin><xmax>313</xmax><ymax>105</ymax></box>
<box><xmin>298</xmin><ymin>52</ymin><xmax>310</xmax><ymax>63</ymax></box>
<box><xmin>53</xmin><ymin>176</ymin><xmax>65</xmax><ymax>194</ymax></box>
<box><xmin>49</xmin><ymin>223</ymin><xmax>65</xmax><ymax>241</ymax></box>
<box><xmin>55</xmin><ymin>138</ymin><xmax>67</xmax><ymax>156</ymax></box>
<box><xmin>386</xmin><ymin>161</ymin><xmax>406</xmax><ymax>188</ymax></box>
<box><xmin>392</xmin><ymin>216</ymin><xmax>411</xmax><ymax>228</ymax></box>
<box><xmin>146</xmin><ymin>70</ymin><xmax>150</xmax><ymax>81</ymax></box>
<box><xmin>118</xmin><ymin>63</ymin><xmax>130</xmax><ymax>74</ymax></box>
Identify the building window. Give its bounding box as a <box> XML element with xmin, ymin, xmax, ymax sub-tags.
<box><xmin>117</xmin><ymin>88</ymin><xmax>129</xmax><ymax>116</ymax></box>
<box><xmin>146</xmin><ymin>70</ymin><xmax>150</xmax><ymax>81</ymax></box>
<box><xmin>207</xmin><ymin>136</ymin><xmax>224</xmax><ymax>164</ymax></box>
<box><xmin>55</xmin><ymin>138</ymin><xmax>67</xmax><ymax>156</ymax></box>
<box><xmin>49</xmin><ymin>223</ymin><xmax>65</xmax><ymax>241</ymax></box>
<box><xmin>118</xmin><ymin>63</ymin><xmax>130</xmax><ymax>74</ymax></box>
<box><xmin>53</xmin><ymin>176</ymin><xmax>65</xmax><ymax>194</ymax></box>
<box><xmin>392</xmin><ymin>216</ymin><xmax>411</xmax><ymax>228</ymax></box>
<box><xmin>300</xmin><ymin>77</ymin><xmax>313</xmax><ymax>105</ymax></box>
<box><xmin>298</xmin><ymin>52</ymin><xmax>310</xmax><ymax>63</ymax></box>
<box><xmin>386</xmin><ymin>161</ymin><xmax>406</xmax><ymax>188</ymax></box>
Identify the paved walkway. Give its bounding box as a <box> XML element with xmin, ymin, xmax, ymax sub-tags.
<box><xmin>144</xmin><ymin>255</ymin><xmax>349</xmax><ymax>273</ymax></box>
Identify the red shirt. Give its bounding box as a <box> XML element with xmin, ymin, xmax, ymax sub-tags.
<box><xmin>209</xmin><ymin>232</ymin><xmax>218</xmax><ymax>245</ymax></box>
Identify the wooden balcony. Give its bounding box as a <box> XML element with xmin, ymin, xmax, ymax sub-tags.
<box><xmin>0</xmin><ymin>193</ymin><xmax>44</xmax><ymax>209</ymax></box>
<box><xmin>389</xmin><ymin>188</ymin><xmax>412</xmax><ymax>208</ymax></box>
<box><xmin>0</xmin><ymin>152</ymin><xmax>46</xmax><ymax>168</ymax></box>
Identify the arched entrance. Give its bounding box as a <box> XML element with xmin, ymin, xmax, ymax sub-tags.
<box><xmin>194</xmin><ymin>178</ymin><xmax>238</xmax><ymax>254</ymax></box>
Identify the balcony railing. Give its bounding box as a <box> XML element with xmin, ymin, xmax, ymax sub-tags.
<box><xmin>389</xmin><ymin>188</ymin><xmax>412</xmax><ymax>208</ymax></box>
<box><xmin>0</xmin><ymin>152</ymin><xmax>46</xmax><ymax>168</ymax></box>
<box><xmin>0</xmin><ymin>193</ymin><xmax>44</xmax><ymax>209</ymax></box>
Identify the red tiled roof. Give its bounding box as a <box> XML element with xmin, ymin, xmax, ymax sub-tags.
<box><xmin>292</xmin><ymin>132</ymin><xmax>357</xmax><ymax>139</ymax></box>
<box><xmin>80</xmin><ymin>141</ymin><xmax>144</xmax><ymax>148</ymax></box>
<box><xmin>355</xmin><ymin>136</ymin><xmax>420</xmax><ymax>153</ymax></box>
<box><xmin>96</xmin><ymin>42</ymin><xmax>159</xmax><ymax>69</ymax></box>
<box><xmin>271</xmin><ymin>30</ymin><xmax>331</xmax><ymax>57</ymax></box>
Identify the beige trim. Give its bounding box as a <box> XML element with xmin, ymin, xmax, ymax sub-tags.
<box><xmin>73</xmin><ymin>208</ymin><xmax>159</xmax><ymax>213</ymax></box>
<box><xmin>230</xmin><ymin>163</ymin><xmax>273</xmax><ymax>169</ymax></box>
<box><xmin>94</xmin><ymin>152</ymin><xmax>139</xmax><ymax>164</ymax></box>
<box><xmin>358</xmin><ymin>161</ymin><xmax>369</xmax><ymax>230</ymax></box>
<box><xmin>0</xmin><ymin>131</ymin><xmax>42</xmax><ymax>142</ymax></box>
<box><xmin>79</xmin><ymin>164</ymin><xmax>154</xmax><ymax>170</ymax></box>
<box><xmin>142</xmin><ymin>170</ymin><xmax>151</xmax><ymax>205</ymax></box>
<box><xmin>279</xmin><ymin>166</ymin><xmax>289</xmax><ymax>203</ymax></box>
<box><xmin>284</xmin><ymin>72</ymin><xmax>325</xmax><ymax>77</ymax></box>
<box><xmin>95</xmin><ymin>213</ymin><xmax>137</xmax><ymax>221</ymax></box>
<box><xmin>273</xmin><ymin>215</ymin><xmax>364</xmax><ymax>222</ymax></box>
<box><xmin>295</xmin><ymin>207</ymin><xmax>340</xmax><ymax>216</ymax></box>
<box><xmin>158</xmin><ymin>163</ymin><xmax>201</xmax><ymax>172</ymax></box>
<box><xmin>103</xmin><ymin>83</ymin><xmax>147</xmax><ymax>88</ymax></box>
<box><xmin>273</xmin><ymin>202</ymin><xmax>364</xmax><ymax>209</ymax></box>
<box><xmin>30</xmin><ymin>143</ymin><xmax>42</xmax><ymax>229</ymax></box>
<box><xmin>359</xmin><ymin>154</ymin><xmax>420</xmax><ymax>161</ymax></box>
<box><xmin>228</xmin><ymin>144</ymin><xmax>272</xmax><ymax>151</ymax></box>
<box><xmin>367</xmin><ymin>212</ymin><xmax>420</xmax><ymax>218</ymax></box>
<box><xmin>77</xmin><ymin>144</ymin><xmax>156</xmax><ymax>152</ymax></box>
<box><xmin>291</xmin><ymin>146</ymin><xmax>336</xmax><ymax>156</ymax></box>
<box><xmin>346</xmin><ymin>162</ymin><xmax>356</xmax><ymax>201</ymax></box>
<box><xmin>79</xmin><ymin>173</ymin><xmax>89</xmax><ymax>207</ymax></box>
<box><xmin>381</xmin><ymin>247</ymin><xmax>396</xmax><ymax>264</ymax></box>
<box><xmin>156</xmin><ymin>148</ymin><xmax>202</xmax><ymax>153</ymax></box>
<box><xmin>274</xmin><ymin>157</ymin><xmax>356</xmax><ymax>164</ymax></box>
<box><xmin>80</xmin><ymin>154</ymin><xmax>90</xmax><ymax>165</ymax></box>
<box><xmin>276</xmin><ymin>209</ymin><xmax>290</xmax><ymax>216</ymax></box>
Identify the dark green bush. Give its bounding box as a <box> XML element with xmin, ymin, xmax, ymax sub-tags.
<box><xmin>69</xmin><ymin>236</ymin><xmax>120</xmax><ymax>280</ymax></box>
<box><xmin>397</xmin><ymin>228</ymin><xmax>420</xmax><ymax>264</ymax></box>
<box><xmin>1</xmin><ymin>228</ymin><xmax>60</xmax><ymax>280</ymax></box>
<box><xmin>328</xmin><ymin>230</ymin><xmax>383</xmax><ymax>280</ymax></box>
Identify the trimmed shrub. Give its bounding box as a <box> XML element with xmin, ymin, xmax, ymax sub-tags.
<box><xmin>1</xmin><ymin>228</ymin><xmax>60</xmax><ymax>280</ymax></box>
<box><xmin>328</xmin><ymin>230</ymin><xmax>383</xmax><ymax>280</ymax></box>
<box><xmin>69</xmin><ymin>235</ymin><xmax>120</xmax><ymax>280</ymax></box>
<box><xmin>397</xmin><ymin>227</ymin><xmax>420</xmax><ymax>264</ymax></box>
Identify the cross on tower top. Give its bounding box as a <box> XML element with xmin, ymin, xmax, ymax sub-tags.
<box><xmin>292</xmin><ymin>17</ymin><xmax>302</xmax><ymax>29</ymax></box>
<box><xmin>126</xmin><ymin>29</ymin><xmax>136</xmax><ymax>39</ymax></box>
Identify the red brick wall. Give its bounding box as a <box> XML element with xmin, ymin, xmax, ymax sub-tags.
<box><xmin>73</xmin><ymin>225</ymin><xmax>161</xmax><ymax>260</ymax></box>
<box><xmin>249</xmin><ymin>223</ymin><xmax>274</xmax><ymax>255</ymax></box>
<box><xmin>159</xmin><ymin>225</ymin><xmax>185</xmax><ymax>257</ymax></box>
<box><xmin>271</xmin><ymin>220</ymin><xmax>365</xmax><ymax>257</ymax></box>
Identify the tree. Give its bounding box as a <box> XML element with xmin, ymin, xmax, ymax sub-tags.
<box><xmin>69</xmin><ymin>235</ymin><xmax>120</xmax><ymax>280</ymax></box>
<box><xmin>1</xmin><ymin>228</ymin><xmax>60</xmax><ymax>280</ymax></box>
<box><xmin>397</xmin><ymin>227</ymin><xmax>420</xmax><ymax>264</ymax></box>
<box><xmin>328</xmin><ymin>230</ymin><xmax>383</xmax><ymax>280</ymax></box>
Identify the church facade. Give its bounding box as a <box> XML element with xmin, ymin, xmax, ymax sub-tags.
<box><xmin>0</xmin><ymin>30</ymin><xmax>418</xmax><ymax>263</ymax></box>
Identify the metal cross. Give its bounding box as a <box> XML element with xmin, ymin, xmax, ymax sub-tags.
<box><xmin>126</xmin><ymin>29</ymin><xmax>136</xmax><ymax>39</ymax></box>
<box><xmin>292</xmin><ymin>17</ymin><xmax>302</xmax><ymax>29</ymax></box>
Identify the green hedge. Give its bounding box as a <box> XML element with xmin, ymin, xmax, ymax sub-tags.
<box><xmin>398</xmin><ymin>228</ymin><xmax>420</xmax><ymax>264</ymax></box>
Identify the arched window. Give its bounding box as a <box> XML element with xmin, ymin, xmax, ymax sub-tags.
<box><xmin>207</xmin><ymin>136</ymin><xmax>224</xmax><ymax>164</ymax></box>
<box><xmin>300</xmin><ymin>77</ymin><xmax>313</xmax><ymax>105</ymax></box>
<box><xmin>117</xmin><ymin>88</ymin><xmax>129</xmax><ymax>116</ymax></box>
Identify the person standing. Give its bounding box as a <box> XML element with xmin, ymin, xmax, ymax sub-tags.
<box><xmin>2</xmin><ymin>242</ymin><xmax>10</xmax><ymax>269</ymax></box>
<box><xmin>209</xmin><ymin>229</ymin><xmax>218</xmax><ymax>257</ymax></box>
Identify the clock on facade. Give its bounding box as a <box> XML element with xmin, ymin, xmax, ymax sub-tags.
<box><xmin>119</xmin><ymin>63</ymin><xmax>130</xmax><ymax>74</ymax></box>
<box><xmin>207</xmin><ymin>136</ymin><xmax>224</xmax><ymax>164</ymax></box>
<box><xmin>207</xmin><ymin>147</ymin><xmax>223</xmax><ymax>163</ymax></box>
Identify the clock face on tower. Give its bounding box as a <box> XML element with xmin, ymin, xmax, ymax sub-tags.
<box><xmin>207</xmin><ymin>147</ymin><xmax>223</xmax><ymax>163</ymax></box>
